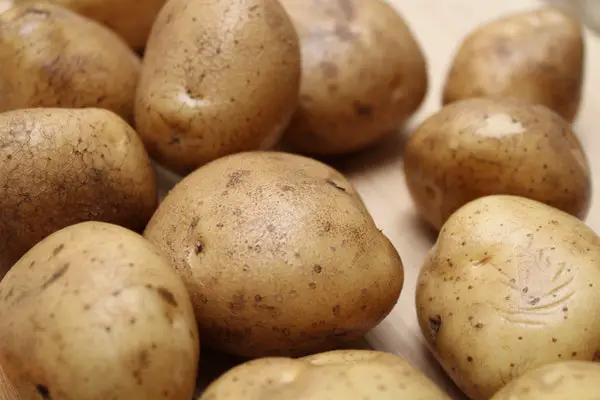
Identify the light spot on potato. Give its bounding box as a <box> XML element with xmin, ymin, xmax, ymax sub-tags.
<box><xmin>475</xmin><ymin>113</ymin><xmax>526</xmax><ymax>138</ymax></box>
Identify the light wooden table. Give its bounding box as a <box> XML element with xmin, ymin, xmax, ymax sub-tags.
<box><xmin>2</xmin><ymin>1</ymin><xmax>599</xmax><ymax>399</ymax></box>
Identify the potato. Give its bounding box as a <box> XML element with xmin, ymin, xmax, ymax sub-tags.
<box><xmin>2</xmin><ymin>0</ymin><xmax>166</xmax><ymax>50</ymax></box>
<box><xmin>0</xmin><ymin>365</ymin><xmax>18</xmax><ymax>400</ymax></box>
<box><xmin>490</xmin><ymin>361</ymin><xmax>600</xmax><ymax>400</ymax></box>
<box><xmin>0</xmin><ymin>222</ymin><xmax>199</xmax><ymax>400</ymax></box>
<box><xmin>403</xmin><ymin>97</ymin><xmax>591</xmax><ymax>231</ymax></box>
<box><xmin>442</xmin><ymin>7</ymin><xmax>584</xmax><ymax>122</ymax></box>
<box><xmin>0</xmin><ymin>3</ymin><xmax>141</xmax><ymax>122</ymax></box>
<box><xmin>199</xmin><ymin>350</ymin><xmax>451</xmax><ymax>399</ymax></box>
<box><xmin>416</xmin><ymin>195</ymin><xmax>600</xmax><ymax>400</ymax></box>
<box><xmin>278</xmin><ymin>0</ymin><xmax>427</xmax><ymax>156</ymax></box>
<box><xmin>0</xmin><ymin>108</ymin><xmax>157</xmax><ymax>276</ymax></box>
<box><xmin>135</xmin><ymin>0</ymin><xmax>301</xmax><ymax>175</ymax></box>
<box><xmin>144</xmin><ymin>151</ymin><xmax>404</xmax><ymax>357</ymax></box>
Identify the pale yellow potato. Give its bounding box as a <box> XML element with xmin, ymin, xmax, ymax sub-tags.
<box><xmin>1</xmin><ymin>0</ymin><xmax>166</xmax><ymax>49</ymax></box>
<box><xmin>199</xmin><ymin>350</ymin><xmax>451</xmax><ymax>400</ymax></box>
<box><xmin>404</xmin><ymin>97</ymin><xmax>591</xmax><ymax>231</ymax></box>
<box><xmin>135</xmin><ymin>0</ymin><xmax>301</xmax><ymax>175</ymax></box>
<box><xmin>0</xmin><ymin>108</ymin><xmax>157</xmax><ymax>276</ymax></box>
<box><xmin>279</xmin><ymin>0</ymin><xmax>427</xmax><ymax>155</ymax></box>
<box><xmin>490</xmin><ymin>361</ymin><xmax>600</xmax><ymax>400</ymax></box>
<box><xmin>0</xmin><ymin>222</ymin><xmax>199</xmax><ymax>400</ymax></box>
<box><xmin>443</xmin><ymin>7</ymin><xmax>584</xmax><ymax>122</ymax></box>
<box><xmin>0</xmin><ymin>3</ymin><xmax>140</xmax><ymax>122</ymax></box>
<box><xmin>144</xmin><ymin>152</ymin><xmax>404</xmax><ymax>357</ymax></box>
<box><xmin>416</xmin><ymin>195</ymin><xmax>600</xmax><ymax>400</ymax></box>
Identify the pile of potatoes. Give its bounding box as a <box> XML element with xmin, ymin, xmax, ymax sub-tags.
<box><xmin>0</xmin><ymin>0</ymin><xmax>598</xmax><ymax>399</ymax></box>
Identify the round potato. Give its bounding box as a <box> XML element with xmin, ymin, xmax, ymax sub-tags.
<box><xmin>0</xmin><ymin>3</ymin><xmax>141</xmax><ymax>122</ymax></box>
<box><xmin>403</xmin><ymin>97</ymin><xmax>591</xmax><ymax>231</ymax></box>
<box><xmin>199</xmin><ymin>350</ymin><xmax>451</xmax><ymax>400</ymax></box>
<box><xmin>278</xmin><ymin>0</ymin><xmax>427</xmax><ymax>156</ymax></box>
<box><xmin>135</xmin><ymin>0</ymin><xmax>301</xmax><ymax>175</ymax></box>
<box><xmin>442</xmin><ymin>7</ymin><xmax>584</xmax><ymax>122</ymax></box>
<box><xmin>0</xmin><ymin>222</ymin><xmax>199</xmax><ymax>400</ymax></box>
<box><xmin>0</xmin><ymin>108</ymin><xmax>157</xmax><ymax>276</ymax></box>
<box><xmin>416</xmin><ymin>195</ymin><xmax>600</xmax><ymax>400</ymax></box>
<box><xmin>490</xmin><ymin>361</ymin><xmax>600</xmax><ymax>400</ymax></box>
<box><xmin>144</xmin><ymin>151</ymin><xmax>404</xmax><ymax>357</ymax></box>
<box><xmin>2</xmin><ymin>0</ymin><xmax>166</xmax><ymax>50</ymax></box>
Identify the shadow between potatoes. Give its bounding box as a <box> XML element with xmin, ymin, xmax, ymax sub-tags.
<box><xmin>404</xmin><ymin>211</ymin><xmax>439</xmax><ymax>247</ymax></box>
<box><xmin>418</xmin><ymin>341</ymin><xmax>468</xmax><ymax>400</ymax></box>
<box><xmin>153</xmin><ymin>162</ymin><xmax>183</xmax><ymax>203</ymax></box>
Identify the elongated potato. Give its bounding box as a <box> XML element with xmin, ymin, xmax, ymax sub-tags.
<box><xmin>0</xmin><ymin>3</ymin><xmax>140</xmax><ymax>122</ymax></box>
<box><xmin>135</xmin><ymin>0</ymin><xmax>301</xmax><ymax>175</ymax></box>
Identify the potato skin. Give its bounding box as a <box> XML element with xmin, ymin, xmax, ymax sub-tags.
<box><xmin>442</xmin><ymin>7</ymin><xmax>584</xmax><ymax>122</ymax></box>
<box><xmin>199</xmin><ymin>350</ymin><xmax>451</xmax><ymax>400</ymax></box>
<box><xmin>279</xmin><ymin>0</ymin><xmax>427</xmax><ymax>155</ymax></box>
<box><xmin>0</xmin><ymin>3</ymin><xmax>140</xmax><ymax>122</ymax></box>
<box><xmin>135</xmin><ymin>0</ymin><xmax>301</xmax><ymax>175</ymax></box>
<box><xmin>6</xmin><ymin>0</ymin><xmax>167</xmax><ymax>50</ymax></box>
<box><xmin>0</xmin><ymin>364</ymin><xmax>18</xmax><ymax>400</ymax></box>
<box><xmin>144</xmin><ymin>152</ymin><xmax>404</xmax><ymax>357</ymax></box>
<box><xmin>490</xmin><ymin>361</ymin><xmax>600</xmax><ymax>400</ymax></box>
<box><xmin>0</xmin><ymin>108</ymin><xmax>157</xmax><ymax>276</ymax></box>
<box><xmin>0</xmin><ymin>222</ymin><xmax>199</xmax><ymax>400</ymax></box>
<box><xmin>403</xmin><ymin>97</ymin><xmax>591</xmax><ymax>231</ymax></box>
<box><xmin>416</xmin><ymin>195</ymin><xmax>600</xmax><ymax>399</ymax></box>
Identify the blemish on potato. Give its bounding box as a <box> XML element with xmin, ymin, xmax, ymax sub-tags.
<box><xmin>353</xmin><ymin>101</ymin><xmax>373</xmax><ymax>117</ymax></box>
<box><xmin>40</xmin><ymin>262</ymin><xmax>70</xmax><ymax>289</ymax></box>
<box><xmin>156</xmin><ymin>287</ymin><xmax>178</xmax><ymax>307</ymax></box>
<box><xmin>428</xmin><ymin>315</ymin><xmax>442</xmax><ymax>340</ymax></box>
<box><xmin>313</xmin><ymin>264</ymin><xmax>323</xmax><ymax>274</ymax></box>
<box><xmin>52</xmin><ymin>244</ymin><xmax>65</xmax><ymax>256</ymax></box>
<box><xmin>194</xmin><ymin>240</ymin><xmax>204</xmax><ymax>255</ymax></box>
<box><xmin>35</xmin><ymin>383</ymin><xmax>52</xmax><ymax>399</ymax></box>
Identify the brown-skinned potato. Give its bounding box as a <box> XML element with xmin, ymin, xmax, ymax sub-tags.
<box><xmin>403</xmin><ymin>97</ymin><xmax>591</xmax><ymax>231</ymax></box>
<box><xmin>144</xmin><ymin>151</ymin><xmax>404</xmax><ymax>357</ymax></box>
<box><xmin>0</xmin><ymin>222</ymin><xmax>199</xmax><ymax>400</ymax></box>
<box><xmin>1</xmin><ymin>0</ymin><xmax>166</xmax><ymax>50</ymax></box>
<box><xmin>0</xmin><ymin>365</ymin><xmax>18</xmax><ymax>400</ymax></box>
<box><xmin>135</xmin><ymin>0</ymin><xmax>301</xmax><ymax>175</ymax></box>
<box><xmin>198</xmin><ymin>350</ymin><xmax>451</xmax><ymax>400</ymax></box>
<box><xmin>416</xmin><ymin>195</ymin><xmax>600</xmax><ymax>399</ymax></box>
<box><xmin>278</xmin><ymin>0</ymin><xmax>428</xmax><ymax>156</ymax></box>
<box><xmin>0</xmin><ymin>108</ymin><xmax>157</xmax><ymax>277</ymax></box>
<box><xmin>0</xmin><ymin>3</ymin><xmax>140</xmax><ymax>122</ymax></box>
<box><xmin>442</xmin><ymin>7</ymin><xmax>584</xmax><ymax>122</ymax></box>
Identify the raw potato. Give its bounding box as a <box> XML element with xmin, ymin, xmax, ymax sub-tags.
<box><xmin>135</xmin><ymin>0</ymin><xmax>301</xmax><ymax>175</ymax></box>
<box><xmin>0</xmin><ymin>222</ymin><xmax>199</xmax><ymax>400</ymax></box>
<box><xmin>416</xmin><ymin>195</ymin><xmax>600</xmax><ymax>400</ymax></box>
<box><xmin>144</xmin><ymin>151</ymin><xmax>404</xmax><ymax>357</ymax></box>
<box><xmin>0</xmin><ymin>108</ymin><xmax>157</xmax><ymax>276</ymax></box>
<box><xmin>2</xmin><ymin>0</ymin><xmax>166</xmax><ymax>50</ymax></box>
<box><xmin>0</xmin><ymin>3</ymin><xmax>141</xmax><ymax>122</ymax></box>
<box><xmin>279</xmin><ymin>0</ymin><xmax>428</xmax><ymax>155</ymax></box>
<box><xmin>0</xmin><ymin>364</ymin><xmax>18</xmax><ymax>400</ymax></box>
<box><xmin>490</xmin><ymin>361</ymin><xmax>600</xmax><ymax>400</ymax></box>
<box><xmin>442</xmin><ymin>7</ymin><xmax>584</xmax><ymax>122</ymax></box>
<box><xmin>403</xmin><ymin>97</ymin><xmax>591</xmax><ymax>231</ymax></box>
<box><xmin>199</xmin><ymin>350</ymin><xmax>451</xmax><ymax>400</ymax></box>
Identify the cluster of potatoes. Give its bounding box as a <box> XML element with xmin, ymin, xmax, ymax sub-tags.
<box><xmin>0</xmin><ymin>0</ymin><xmax>598</xmax><ymax>399</ymax></box>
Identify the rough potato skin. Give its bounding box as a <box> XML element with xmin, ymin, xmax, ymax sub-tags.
<box><xmin>135</xmin><ymin>0</ymin><xmax>301</xmax><ymax>175</ymax></box>
<box><xmin>442</xmin><ymin>7</ymin><xmax>584</xmax><ymax>122</ymax></box>
<box><xmin>403</xmin><ymin>97</ymin><xmax>591</xmax><ymax>231</ymax></box>
<box><xmin>0</xmin><ymin>108</ymin><xmax>157</xmax><ymax>276</ymax></box>
<box><xmin>490</xmin><ymin>361</ymin><xmax>600</xmax><ymax>400</ymax></box>
<box><xmin>0</xmin><ymin>3</ymin><xmax>141</xmax><ymax>122</ymax></box>
<box><xmin>0</xmin><ymin>364</ymin><xmax>18</xmax><ymax>400</ymax></box>
<box><xmin>279</xmin><ymin>0</ymin><xmax>428</xmax><ymax>155</ymax></box>
<box><xmin>5</xmin><ymin>0</ymin><xmax>167</xmax><ymax>50</ymax></box>
<box><xmin>144</xmin><ymin>152</ymin><xmax>404</xmax><ymax>357</ymax></box>
<box><xmin>198</xmin><ymin>350</ymin><xmax>451</xmax><ymax>400</ymax></box>
<box><xmin>0</xmin><ymin>222</ymin><xmax>199</xmax><ymax>400</ymax></box>
<box><xmin>416</xmin><ymin>195</ymin><xmax>600</xmax><ymax>400</ymax></box>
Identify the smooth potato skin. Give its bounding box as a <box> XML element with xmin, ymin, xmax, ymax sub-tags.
<box><xmin>403</xmin><ymin>97</ymin><xmax>591</xmax><ymax>231</ymax></box>
<box><xmin>3</xmin><ymin>0</ymin><xmax>166</xmax><ymax>49</ymax></box>
<box><xmin>490</xmin><ymin>361</ymin><xmax>600</xmax><ymax>400</ymax></box>
<box><xmin>0</xmin><ymin>3</ymin><xmax>140</xmax><ymax>122</ymax></box>
<box><xmin>135</xmin><ymin>0</ymin><xmax>301</xmax><ymax>175</ymax></box>
<box><xmin>144</xmin><ymin>152</ymin><xmax>404</xmax><ymax>357</ymax></box>
<box><xmin>0</xmin><ymin>222</ymin><xmax>199</xmax><ymax>400</ymax></box>
<box><xmin>279</xmin><ymin>0</ymin><xmax>427</xmax><ymax>155</ymax></box>
<box><xmin>416</xmin><ymin>195</ymin><xmax>600</xmax><ymax>399</ymax></box>
<box><xmin>0</xmin><ymin>108</ymin><xmax>157</xmax><ymax>276</ymax></box>
<box><xmin>442</xmin><ymin>8</ymin><xmax>584</xmax><ymax>122</ymax></box>
<box><xmin>199</xmin><ymin>350</ymin><xmax>451</xmax><ymax>400</ymax></box>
